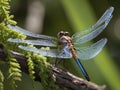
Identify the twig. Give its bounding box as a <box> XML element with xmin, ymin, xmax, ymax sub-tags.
<box><xmin>0</xmin><ymin>48</ymin><xmax>106</xmax><ymax>90</ymax></box>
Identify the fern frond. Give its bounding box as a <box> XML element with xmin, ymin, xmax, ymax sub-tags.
<box><xmin>0</xmin><ymin>0</ymin><xmax>60</xmax><ymax>89</ymax></box>
<box><xmin>0</xmin><ymin>0</ymin><xmax>24</xmax><ymax>89</ymax></box>
<box><xmin>32</xmin><ymin>53</ymin><xmax>59</xmax><ymax>90</ymax></box>
<box><xmin>8</xmin><ymin>58</ymin><xmax>22</xmax><ymax>89</ymax></box>
<box><xmin>0</xmin><ymin>70</ymin><xmax>4</xmax><ymax>90</ymax></box>
<box><xmin>26</xmin><ymin>52</ymin><xmax>35</xmax><ymax>85</ymax></box>
<box><xmin>0</xmin><ymin>0</ymin><xmax>16</xmax><ymax>24</ymax></box>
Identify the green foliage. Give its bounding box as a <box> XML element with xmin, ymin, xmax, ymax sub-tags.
<box><xmin>0</xmin><ymin>0</ymin><xmax>16</xmax><ymax>24</ymax></box>
<box><xmin>0</xmin><ymin>21</ymin><xmax>25</xmax><ymax>90</ymax></box>
<box><xmin>0</xmin><ymin>0</ymin><xmax>24</xmax><ymax>89</ymax></box>
<box><xmin>0</xmin><ymin>70</ymin><xmax>4</xmax><ymax>90</ymax></box>
<box><xmin>0</xmin><ymin>23</ymin><xmax>23</xmax><ymax>89</ymax></box>
<box><xmin>32</xmin><ymin>53</ymin><xmax>59</xmax><ymax>90</ymax></box>
<box><xmin>26</xmin><ymin>52</ymin><xmax>35</xmax><ymax>85</ymax></box>
<box><xmin>8</xmin><ymin>58</ymin><xmax>22</xmax><ymax>89</ymax></box>
<box><xmin>0</xmin><ymin>0</ymin><xmax>59</xmax><ymax>90</ymax></box>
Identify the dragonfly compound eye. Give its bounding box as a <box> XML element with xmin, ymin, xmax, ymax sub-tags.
<box><xmin>57</xmin><ymin>31</ymin><xmax>64</xmax><ymax>37</ymax></box>
<box><xmin>64</xmin><ymin>32</ymin><xmax>70</xmax><ymax>36</ymax></box>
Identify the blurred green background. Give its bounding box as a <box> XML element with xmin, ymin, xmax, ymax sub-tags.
<box><xmin>4</xmin><ymin>0</ymin><xmax>120</xmax><ymax>90</ymax></box>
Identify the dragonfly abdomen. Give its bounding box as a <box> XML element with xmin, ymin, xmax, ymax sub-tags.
<box><xmin>70</xmin><ymin>48</ymin><xmax>78</xmax><ymax>59</ymax></box>
<box><xmin>75</xmin><ymin>59</ymin><xmax>90</xmax><ymax>81</ymax></box>
<box><xmin>70</xmin><ymin>48</ymin><xmax>90</xmax><ymax>81</ymax></box>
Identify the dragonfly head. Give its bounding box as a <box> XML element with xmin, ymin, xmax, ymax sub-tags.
<box><xmin>57</xmin><ymin>31</ymin><xmax>70</xmax><ymax>38</ymax></box>
<box><xmin>57</xmin><ymin>31</ymin><xmax>71</xmax><ymax>45</ymax></box>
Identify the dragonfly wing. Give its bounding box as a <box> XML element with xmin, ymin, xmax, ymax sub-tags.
<box><xmin>95</xmin><ymin>7</ymin><xmax>114</xmax><ymax>27</ymax></box>
<box><xmin>7</xmin><ymin>24</ymin><xmax>57</xmax><ymax>40</ymax></box>
<box><xmin>18</xmin><ymin>45</ymin><xmax>72</xmax><ymax>58</ymax></box>
<box><xmin>8</xmin><ymin>38</ymin><xmax>57</xmax><ymax>47</ymax></box>
<box><xmin>75</xmin><ymin>38</ymin><xmax>107</xmax><ymax>60</ymax></box>
<box><xmin>73</xmin><ymin>18</ymin><xmax>111</xmax><ymax>44</ymax></box>
<box><xmin>72</xmin><ymin>7</ymin><xmax>114</xmax><ymax>44</ymax></box>
<box><xmin>58</xmin><ymin>45</ymin><xmax>72</xmax><ymax>58</ymax></box>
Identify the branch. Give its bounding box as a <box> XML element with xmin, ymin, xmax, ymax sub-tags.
<box><xmin>0</xmin><ymin>48</ymin><xmax>106</xmax><ymax>90</ymax></box>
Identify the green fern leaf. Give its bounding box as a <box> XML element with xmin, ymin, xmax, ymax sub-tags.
<box><xmin>0</xmin><ymin>70</ymin><xmax>4</xmax><ymax>90</ymax></box>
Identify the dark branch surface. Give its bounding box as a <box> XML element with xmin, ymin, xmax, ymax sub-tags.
<box><xmin>0</xmin><ymin>48</ymin><xmax>106</xmax><ymax>90</ymax></box>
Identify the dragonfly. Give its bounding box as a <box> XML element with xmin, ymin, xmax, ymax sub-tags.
<box><xmin>7</xmin><ymin>7</ymin><xmax>114</xmax><ymax>81</ymax></box>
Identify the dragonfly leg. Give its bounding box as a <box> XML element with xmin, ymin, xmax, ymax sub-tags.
<box><xmin>54</xmin><ymin>59</ymin><xmax>68</xmax><ymax>70</ymax></box>
<box><xmin>54</xmin><ymin>58</ymin><xmax>63</xmax><ymax>66</ymax></box>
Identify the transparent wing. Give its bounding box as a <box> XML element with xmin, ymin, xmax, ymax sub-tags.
<box><xmin>8</xmin><ymin>38</ymin><xmax>57</xmax><ymax>47</ymax></box>
<box><xmin>95</xmin><ymin>7</ymin><xmax>114</xmax><ymax>27</ymax></box>
<box><xmin>73</xmin><ymin>17</ymin><xmax>111</xmax><ymax>44</ymax></box>
<box><xmin>75</xmin><ymin>38</ymin><xmax>107</xmax><ymax>60</ymax></box>
<box><xmin>72</xmin><ymin>7</ymin><xmax>114</xmax><ymax>44</ymax></box>
<box><xmin>7</xmin><ymin>24</ymin><xmax>57</xmax><ymax>40</ymax></box>
<box><xmin>18</xmin><ymin>45</ymin><xmax>72</xmax><ymax>58</ymax></box>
